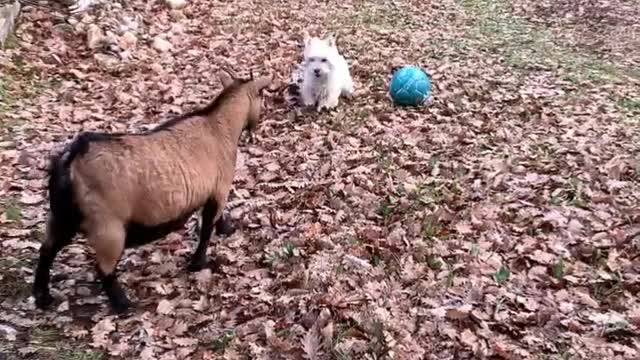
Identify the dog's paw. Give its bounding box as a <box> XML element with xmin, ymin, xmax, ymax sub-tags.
<box><xmin>317</xmin><ymin>103</ymin><xmax>338</xmax><ymax>112</ymax></box>
<box><xmin>302</xmin><ymin>98</ymin><xmax>315</xmax><ymax>108</ymax></box>
<box><xmin>321</xmin><ymin>97</ymin><xmax>340</xmax><ymax>111</ymax></box>
<box><xmin>342</xmin><ymin>84</ymin><xmax>355</xmax><ymax>98</ymax></box>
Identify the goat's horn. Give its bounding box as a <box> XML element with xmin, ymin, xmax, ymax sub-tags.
<box><xmin>221</xmin><ymin>66</ymin><xmax>239</xmax><ymax>79</ymax></box>
<box><xmin>218</xmin><ymin>69</ymin><xmax>234</xmax><ymax>87</ymax></box>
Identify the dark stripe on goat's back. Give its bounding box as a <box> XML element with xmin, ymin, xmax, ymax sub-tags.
<box><xmin>55</xmin><ymin>131</ymin><xmax>126</xmax><ymax>170</ymax></box>
<box><xmin>71</xmin><ymin>131</ymin><xmax>125</xmax><ymax>156</ymax></box>
<box><xmin>57</xmin><ymin>77</ymin><xmax>249</xmax><ymax>160</ymax></box>
<box><xmin>152</xmin><ymin>79</ymin><xmax>249</xmax><ymax>132</ymax></box>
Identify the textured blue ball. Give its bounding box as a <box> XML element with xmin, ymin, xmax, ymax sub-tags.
<box><xmin>389</xmin><ymin>66</ymin><xmax>432</xmax><ymax>106</ymax></box>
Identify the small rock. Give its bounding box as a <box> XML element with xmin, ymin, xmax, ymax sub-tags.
<box><xmin>1</xmin><ymin>149</ymin><xmax>18</xmax><ymax>162</ymax></box>
<box><xmin>391</xmin><ymin>56</ymin><xmax>405</xmax><ymax>68</ymax></box>
<box><xmin>119</xmin><ymin>31</ymin><xmax>137</xmax><ymax>50</ymax></box>
<box><xmin>53</xmin><ymin>23</ymin><xmax>75</xmax><ymax>35</ymax></box>
<box><xmin>343</xmin><ymin>254</ymin><xmax>372</xmax><ymax>270</ymax></box>
<box><xmin>76</xmin><ymin>286</ymin><xmax>91</xmax><ymax>296</ymax></box>
<box><xmin>86</xmin><ymin>24</ymin><xmax>105</xmax><ymax>49</ymax></box>
<box><xmin>57</xmin><ymin>301</ymin><xmax>70</xmax><ymax>312</ymax></box>
<box><xmin>20</xmin><ymin>193</ymin><xmax>43</xmax><ymax>205</ymax></box>
<box><xmin>104</xmin><ymin>30</ymin><xmax>119</xmax><ymax>45</ymax></box>
<box><xmin>0</xmin><ymin>324</ymin><xmax>17</xmax><ymax>341</ymax></box>
<box><xmin>150</xmin><ymin>63</ymin><xmax>164</xmax><ymax>73</ymax></box>
<box><xmin>85</xmin><ymin>272</ymin><xmax>95</xmax><ymax>282</ymax></box>
<box><xmin>170</xmin><ymin>23</ymin><xmax>185</xmax><ymax>34</ymax></box>
<box><xmin>94</xmin><ymin>53</ymin><xmax>119</xmax><ymax>68</ymax></box>
<box><xmin>152</xmin><ymin>36</ymin><xmax>172</xmax><ymax>52</ymax></box>
<box><xmin>17</xmin><ymin>151</ymin><xmax>33</xmax><ymax>166</ymax></box>
<box><xmin>317</xmin><ymin>237</ymin><xmax>335</xmax><ymax>250</ymax></box>
<box><xmin>165</xmin><ymin>0</ymin><xmax>187</xmax><ymax>9</ymax></box>
<box><xmin>117</xmin><ymin>15</ymin><xmax>140</xmax><ymax>34</ymax></box>
<box><xmin>170</xmin><ymin>10</ymin><xmax>186</xmax><ymax>20</ymax></box>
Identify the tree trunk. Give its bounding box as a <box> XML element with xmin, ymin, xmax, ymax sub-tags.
<box><xmin>0</xmin><ymin>1</ymin><xmax>21</xmax><ymax>48</ymax></box>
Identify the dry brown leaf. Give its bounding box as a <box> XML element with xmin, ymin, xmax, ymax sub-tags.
<box><xmin>157</xmin><ymin>299</ymin><xmax>175</xmax><ymax>315</ymax></box>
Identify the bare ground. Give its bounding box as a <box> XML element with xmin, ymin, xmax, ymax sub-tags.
<box><xmin>1</xmin><ymin>0</ymin><xmax>639</xmax><ymax>359</ymax></box>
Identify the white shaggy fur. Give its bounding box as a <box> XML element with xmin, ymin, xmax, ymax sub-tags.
<box><xmin>299</xmin><ymin>32</ymin><xmax>354</xmax><ymax>111</ymax></box>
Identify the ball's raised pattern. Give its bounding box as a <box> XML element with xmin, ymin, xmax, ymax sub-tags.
<box><xmin>389</xmin><ymin>66</ymin><xmax>432</xmax><ymax>106</ymax></box>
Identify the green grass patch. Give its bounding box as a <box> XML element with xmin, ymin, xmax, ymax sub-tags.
<box><xmin>329</xmin><ymin>322</ymin><xmax>359</xmax><ymax>360</ymax></box>
<box><xmin>57</xmin><ymin>350</ymin><xmax>104</xmax><ymax>360</ymax></box>
<box><xmin>552</xmin><ymin>258</ymin><xmax>565</xmax><ymax>280</ymax></box>
<box><xmin>1</xmin><ymin>53</ymin><xmax>60</xmax><ymax>115</ymax></box>
<box><xmin>457</xmin><ymin>0</ymin><xmax>638</xmax><ymax>84</ymax></box>
<box><xmin>494</xmin><ymin>264</ymin><xmax>511</xmax><ymax>285</ymax></box>
<box><xmin>264</xmin><ymin>243</ymin><xmax>297</xmax><ymax>268</ymax></box>
<box><xmin>29</xmin><ymin>327</ymin><xmax>62</xmax><ymax>354</ymax></box>
<box><xmin>208</xmin><ymin>330</ymin><xmax>235</xmax><ymax>353</ymax></box>
<box><xmin>376</xmin><ymin>197</ymin><xmax>396</xmax><ymax>225</ymax></box>
<box><xmin>425</xmin><ymin>254</ymin><xmax>444</xmax><ymax>270</ymax></box>
<box><xmin>2</xmin><ymin>32</ymin><xmax>18</xmax><ymax>49</ymax></box>
<box><xmin>617</xmin><ymin>97</ymin><xmax>640</xmax><ymax>113</ymax></box>
<box><xmin>341</xmin><ymin>1</ymin><xmax>422</xmax><ymax>31</ymax></box>
<box><xmin>15</xmin><ymin>327</ymin><xmax>106</xmax><ymax>360</ymax></box>
<box><xmin>1</xmin><ymin>196</ymin><xmax>22</xmax><ymax>221</ymax></box>
<box><xmin>421</xmin><ymin>215</ymin><xmax>443</xmax><ymax>241</ymax></box>
<box><xmin>590</xmin><ymin>271</ymin><xmax>624</xmax><ymax>302</ymax></box>
<box><xmin>0</xmin><ymin>260</ymin><xmax>31</xmax><ymax>298</ymax></box>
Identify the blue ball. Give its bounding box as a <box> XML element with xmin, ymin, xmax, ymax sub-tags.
<box><xmin>389</xmin><ymin>66</ymin><xmax>432</xmax><ymax>106</ymax></box>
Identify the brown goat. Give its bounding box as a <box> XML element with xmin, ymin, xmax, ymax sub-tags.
<box><xmin>32</xmin><ymin>70</ymin><xmax>272</xmax><ymax>313</ymax></box>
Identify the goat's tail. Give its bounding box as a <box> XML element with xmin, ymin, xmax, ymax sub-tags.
<box><xmin>47</xmin><ymin>132</ymin><xmax>102</xmax><ymax>226</ymax></box>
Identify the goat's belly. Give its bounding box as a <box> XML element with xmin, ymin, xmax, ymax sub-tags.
<box><xmin>124</xmin><ymin>212</ymin><xmax>193</xmax><ymax>248</ymax></box>
<box><xmin>130</xmin><ymin>188</ymin><xmax>207</xmax><ymax>225</ymax></box>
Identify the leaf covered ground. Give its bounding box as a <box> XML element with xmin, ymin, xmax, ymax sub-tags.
<box><xmin>1</xmin><ymin>0</ymin><xmax>639</xmax><ymax>359</ymax></box>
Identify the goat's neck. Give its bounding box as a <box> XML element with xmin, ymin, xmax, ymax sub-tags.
<box><xmin>207</xmin><ymin>107</ymin><xmax>249</xmax><ymax>151</ymax></box>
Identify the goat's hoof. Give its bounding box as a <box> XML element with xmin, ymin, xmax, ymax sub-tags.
<box><xmin>109</xmin><ymin>297</ymin><xmax>132</xmax><ymax>314</ymax></box>
<box><xmin>187</xmin><ymin>259</ymin><xmax>206</xmax><ymax>272</ymax></box>
<box><xmin>34</xmin><ymin>290</ymin><xmax>54</xmax><ymax>309</ymax></box>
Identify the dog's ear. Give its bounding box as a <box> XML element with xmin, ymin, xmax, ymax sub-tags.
<box><xmin>323</xmin><ymin>32</ymin><xmax>336</xmax><ymax>48</ymax></box>
<box><xmin>302</xmin><ymin>30</ymin><xmax>311</xmax><ymax>47</ymax></box>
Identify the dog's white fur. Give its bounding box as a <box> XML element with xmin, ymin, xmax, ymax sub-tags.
<box><xmin>300</xmin><ymin>31</ymin><xmax>354</xmax><ymax>111</ymax></box>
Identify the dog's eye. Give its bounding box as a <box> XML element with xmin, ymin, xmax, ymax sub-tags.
<box><xmin>321</xmin><ymin>58</ymin><xmax>327</xmax><ymax>63</ymax></box>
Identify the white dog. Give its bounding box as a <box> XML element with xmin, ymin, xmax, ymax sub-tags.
<box><xmin>288</xmin><ymin>32</ymin><xmax>354</xmax><ymax>112</ymax></box>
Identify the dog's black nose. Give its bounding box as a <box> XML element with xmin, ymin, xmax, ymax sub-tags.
<box><xmin>314</xmin><ymin>69</ymin><xmax>321</xmax><ymax>75</ymax></box>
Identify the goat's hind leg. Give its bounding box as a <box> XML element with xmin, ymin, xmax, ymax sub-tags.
<box><xmin>188</xmin><ymin>199</ymin><xmax>221</xmax><ymax>272</ymax></box>
<box><xmin>90</xmin><ymin>220</ymin><xmax>131</xmax><ymax>313</ymax></box>
<box><xmin>33</xmin><ymin>211</ymin><xmax>78</xmax><ymax>309</ymax></box>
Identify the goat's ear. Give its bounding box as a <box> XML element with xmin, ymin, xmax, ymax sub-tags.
<box><xmin>324</xmin><ymin>32</ymin><xmax>336</xmax><ymax>48</ymax></box>
<box><xmin>219</xmin><ymin>70</ymin><xmax>234</xmax><ymax>88</ymax></box>
<box><xmin>253</xmin><ymin>73</ymin><xmax>273</xmax><ymax>92</ymax></box>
